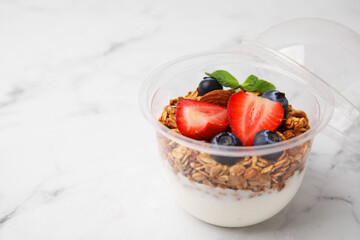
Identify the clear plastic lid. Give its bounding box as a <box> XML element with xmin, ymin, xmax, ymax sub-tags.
<box><xmin>255</xmin><ymin>18</ymin><xmax>360</xmax><ymax>154</ymax></box>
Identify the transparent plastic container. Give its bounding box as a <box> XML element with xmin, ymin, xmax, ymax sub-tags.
<box><xmin>139</xmin><ymin>19</ymin><xmax>360</xmax><ymax>227</ymax></box>
<box><xmin>140</xmin><ymin>41</ymin><xmax>334</xmax><ymax>227</ymax></box>
<box><xmin>256</xmin><ymin>18</ymin><xmax>360</xmax><ymax>154</ymax></box>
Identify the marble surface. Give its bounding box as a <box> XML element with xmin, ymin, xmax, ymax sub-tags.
<box><xmin>0</xmin><ymin>0</ymin><xmax>359</xmax><ymax>239</ymax></box>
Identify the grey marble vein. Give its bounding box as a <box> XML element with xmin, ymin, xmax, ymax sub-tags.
<box><xmin>352</xmin><ymin>209</ymin><xmax>360</xmax><ymax>224</ymax></box>
<box><xmin>102</xmin><ymin>28</ymin><xmax>159</xmax><ymax>56</ymax></box>
<box><xmin>0</xmin><ymin>178</ymin><xmax>66</xmax><ymax>229</ymax></box>
<box><xmin>318</xmin><ymin>195</ymin><xmax>360</xmax><ymax>224</ymax></box>
<box><xmin>318</xmin><ymin>195</ymin><xmax>352</xmax><ymax>204</ymax></box>
<box><xmin>0</xmin><ymin>208</ymin><xmax>18</xmax><ymax>227</ymax></box>
<box><xmin>0</xmin><ymin>86</ymin><xmax>24</xmax><ymax>109</ymax></box>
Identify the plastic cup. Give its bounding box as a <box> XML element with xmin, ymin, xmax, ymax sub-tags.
<box><xmin>256</xmin><ymin>18</ymin><xmax>360</xmax><ymax>154</ymax></box>
<box><xmin>139</xmin><ymin>41</ymin><xmax>334</xmax><ymax>227</ymax></box>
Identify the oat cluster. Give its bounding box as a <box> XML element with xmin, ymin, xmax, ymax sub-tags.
<box><xmin>158</xmin><ymin>89</ymin><xmax>311</xmax><ymax>192</ymax></box>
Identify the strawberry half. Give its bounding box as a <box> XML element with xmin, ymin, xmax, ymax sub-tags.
<box><xmin>228</xmin><ymin>92</ymin><xmax>284</xmax><ymax>146</ymax></box>
<box><xmin>176</xmin><ymin>99</ymin><xmax>229</xmax><ymax>140</ymax></box>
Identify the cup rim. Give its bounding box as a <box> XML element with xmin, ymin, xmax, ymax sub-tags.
<box><xmin>139</xmin><ymin>42</ymin><xmax>334</xmax><ymax>157</ymax></box>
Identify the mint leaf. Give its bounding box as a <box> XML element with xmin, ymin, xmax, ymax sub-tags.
<box><xmin>251</xmin><ymin>80</ymin><xmax>276</xmax><ymax>93</ymax></box>
<box><xmin>205</xmin><ymin>70</ymin><xmax>240</xmax><ymax>89</ymax></box>
<box><xmin>241</xmin><ymin>74</ymin><xmax>259</xmax><ymax>89</ymax></box>
<box><xmin>240</xmin><ymin>74</ymin><xmax>276</xmax><ymax>94</ymax></box>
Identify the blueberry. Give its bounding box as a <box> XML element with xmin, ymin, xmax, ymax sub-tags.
<box><xmin>211</xmin><ymin>132</ymin><xmax>242</xmax><ymax>146</ymax></box>
<box><xmin>262</xmin><ymin>90</ymin><xmax>288</xmax><ymax>113</ymax></box>
<box><xmin>198</xmin><ymin>77</ymin><xmax>223</xmax><ymax>96</ymax></box>
<box><xmin>253</xmin><ymin>130</ymin><xmax>281</xmax><ymax>145</ymax></box>
<box><xmin>253</xmin><ymin>130</ymin><xmax>283</xmax><ymax>160</ymax></box>
<box><xmin>211</xmin><ymin>132</ymin><xmax>242</xmax><ymax>165</ymax></box>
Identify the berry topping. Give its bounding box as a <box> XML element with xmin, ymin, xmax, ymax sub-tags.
<box><xmin>211</xmin><ymin>132</ymin><xmax>242</xmax><ymax>146</ymax></box>
<box><xmin>253</xmin><ymin>130</ymin><xmax>283</xmax><ymax>160</ymax></box>
<box><xmin>211</xmin><ymin>132</ymin><xmax>242</xmax><ymax>165</ymax></box>
<box><xmin>198</xmin><ymin>77</ymin><xmax>223</xmax><ymax>96</ymax></box>
<box><xmin>176</xmin><ymin>99</ymin><xmax>228</xmax><ymax>140</ymax></box>
<box><xmin>253</xmin><ymin>130</ymin><xmax>281</xmax><ymax>145</ymax></box>
<box><xmin>227</xmin><ymin>92</ymin><xmax>284</xmax><ymax>146</ymax></box>
<box><xmin>262</xmin><ymin>90</ymin><xmax>289</xmax><ymax>113</ymax></box>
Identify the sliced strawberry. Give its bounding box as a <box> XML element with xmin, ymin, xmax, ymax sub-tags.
<box><xmin>176</xmin><ymin>99</ymin><xmax>229</xmax><ymax>140</ymax></box>
<box><xmin>228</xmin><ymin>92</ymin><xmax>284</xmax><ymax>146</ymax></box>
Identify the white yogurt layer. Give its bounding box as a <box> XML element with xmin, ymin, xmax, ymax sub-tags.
<box><xmin>163</xmin><ymin>163</ymin><xmax>305</xmax><ymax>227</ymax></box>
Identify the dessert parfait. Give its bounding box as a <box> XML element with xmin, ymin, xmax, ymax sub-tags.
<box><xmin>158</xmin><ymin>70</ymin><xmax>311</xmax><ymax>227</ymax></box>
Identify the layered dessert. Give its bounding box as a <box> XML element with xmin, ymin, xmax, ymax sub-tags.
<box><xmin>158</xmin><ymin>70</ymin><xmax>311</xmax><ymax>227</ymax></box>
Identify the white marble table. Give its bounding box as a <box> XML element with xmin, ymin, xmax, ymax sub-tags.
<box><xmin>0</xmin><ymin>0</ymin><xmax>359</xmax><ymax>239</ymax></box>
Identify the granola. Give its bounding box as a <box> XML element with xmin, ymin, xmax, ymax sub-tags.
<box><xmin>158</xmin><ymin>89</ymin><xmax>311</xmax><ymax>192</ymax></box>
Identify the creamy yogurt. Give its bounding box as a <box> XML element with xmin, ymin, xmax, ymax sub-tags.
<box><xmin>163</xmin><ymin>163</ymin><xmax>305</xmax><ymax>227</ymax></box>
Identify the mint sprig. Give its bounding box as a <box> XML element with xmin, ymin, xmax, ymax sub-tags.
<box><xmin>240</xmin><ymin>75</ymin><xmax>276</xmax><ymax>94</ymax></box>
<box><xmin>205</xmin><ymin>70</ymin><xmax>240</xmax><ymax>89</ymax></box>
<box><xmin>205</xmin><ymin>70</ymin><xmax>276</xmax><ymax>94</ymax></box>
